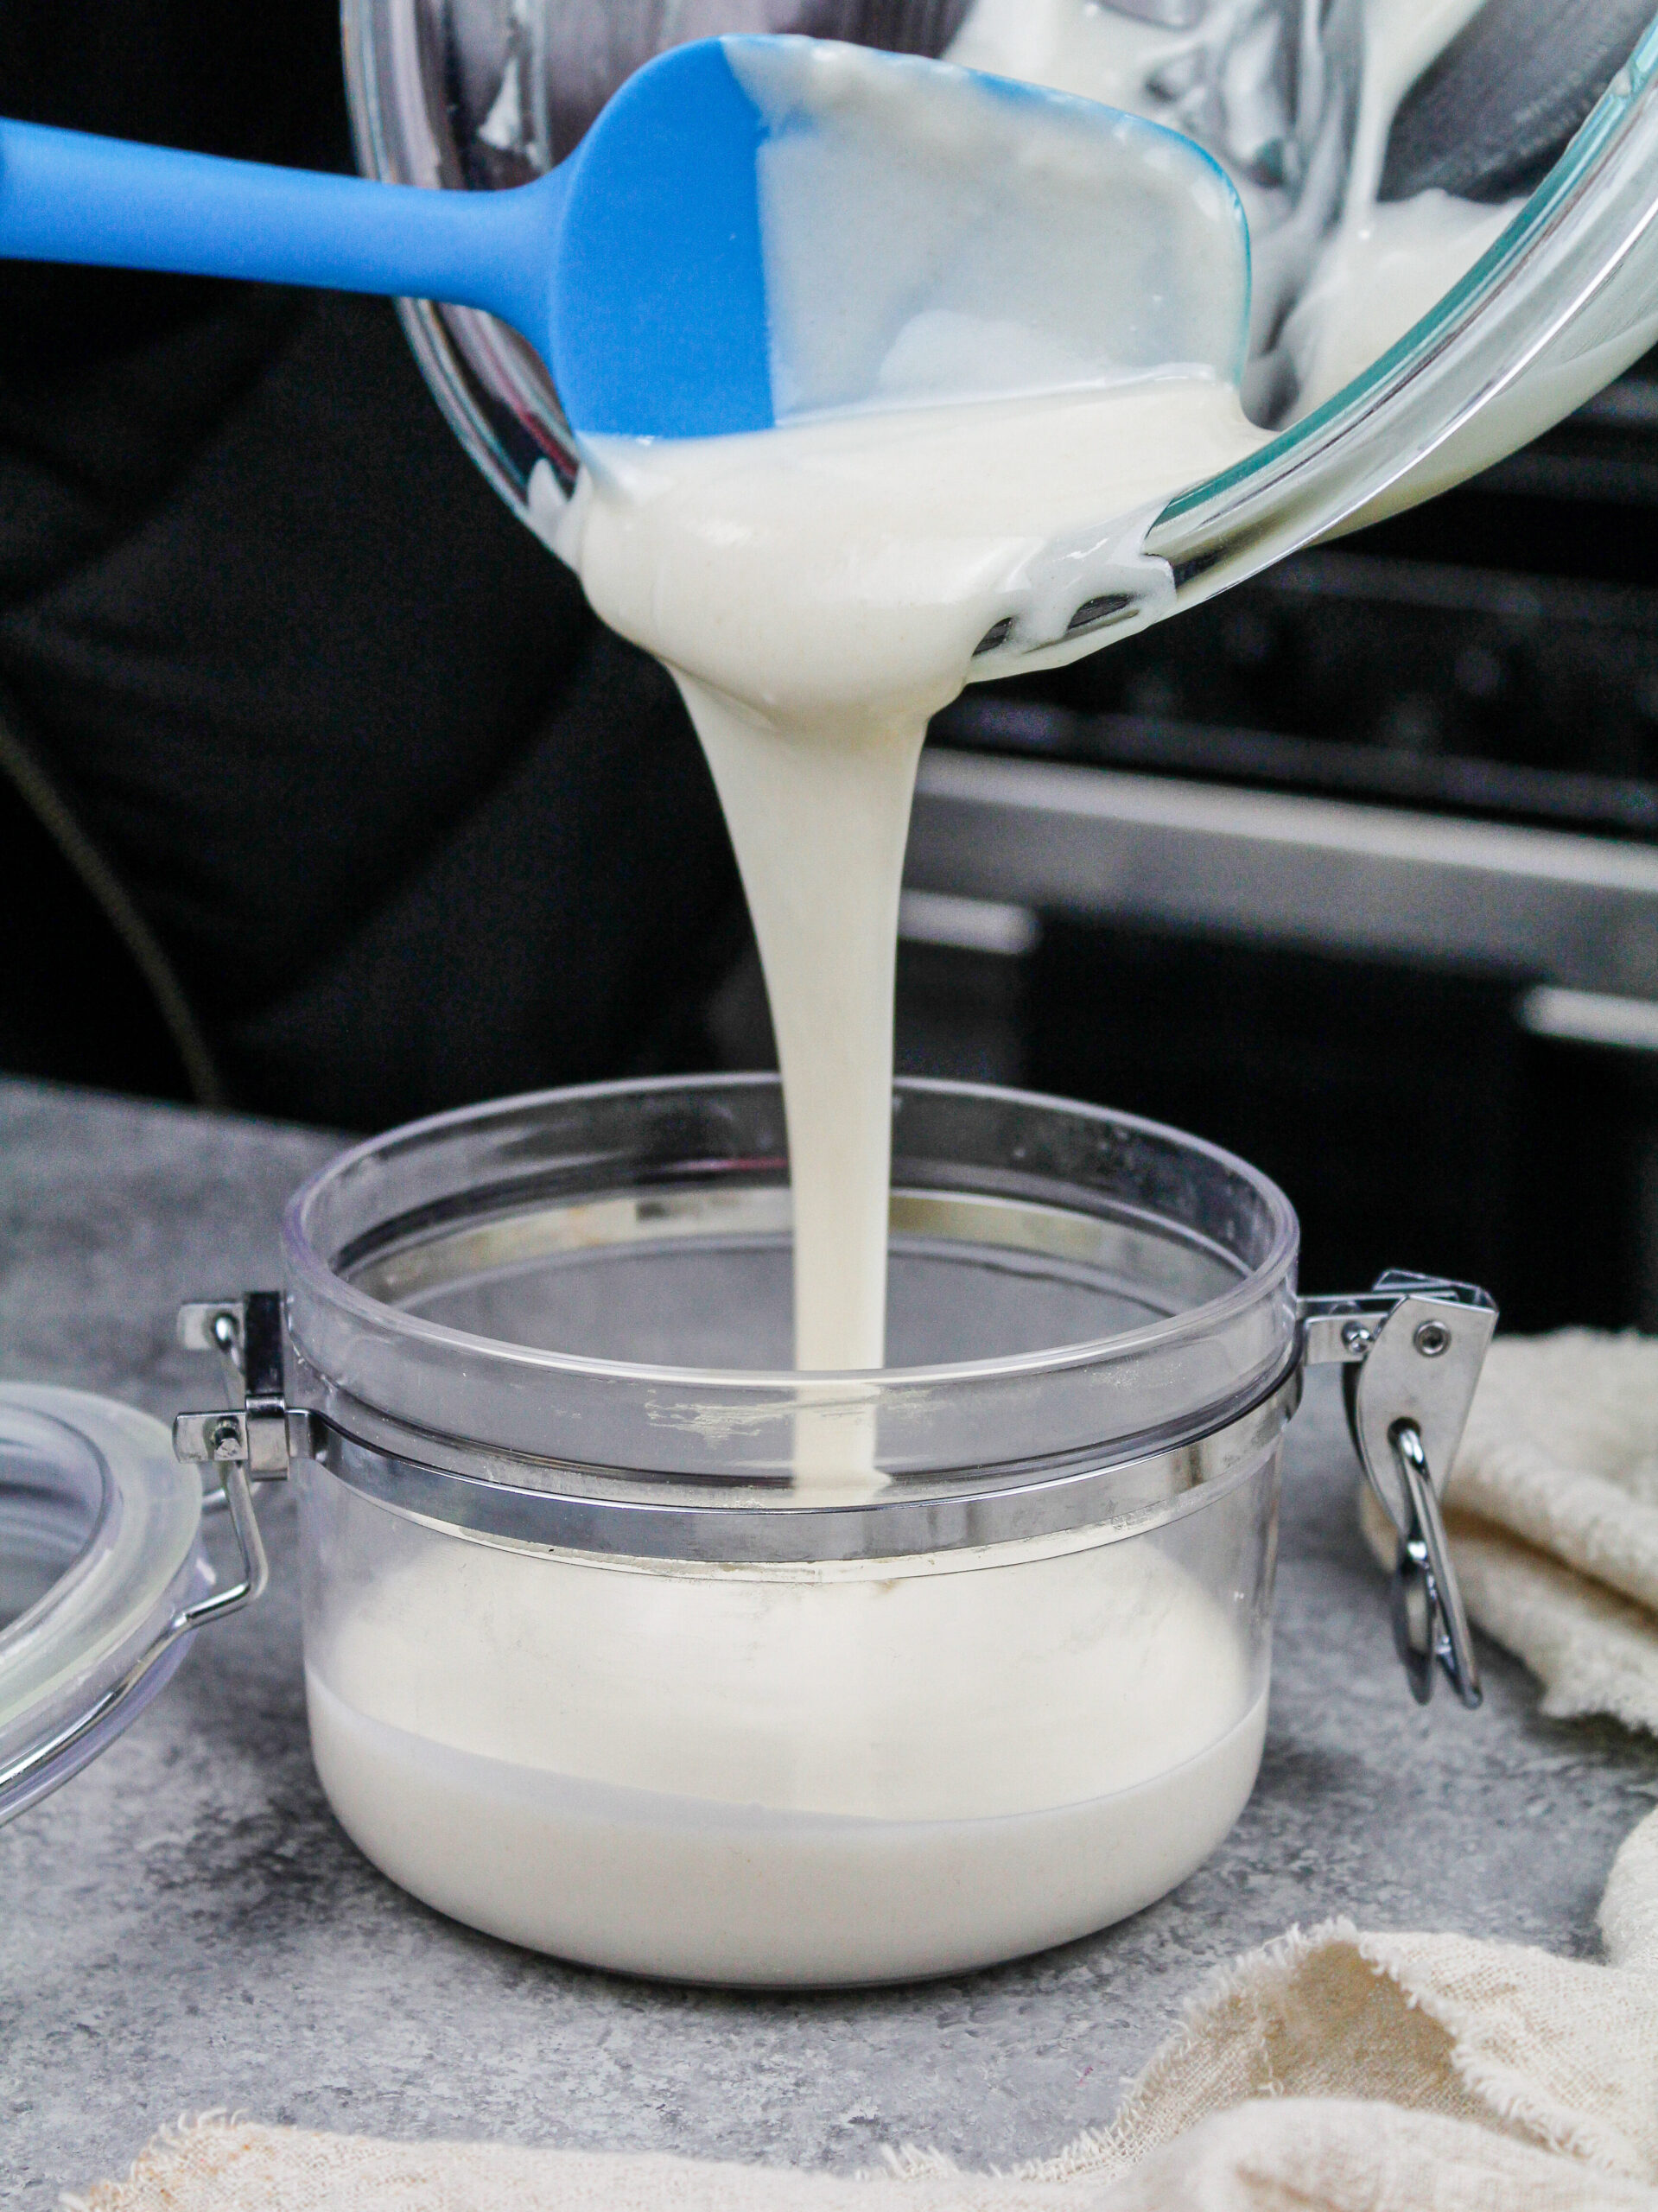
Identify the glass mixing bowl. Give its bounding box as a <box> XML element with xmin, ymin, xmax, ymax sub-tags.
<box><xmin>344</xmin><ymin>0</ymin><xmax>1658</xmax><ymax>637</ymax></box>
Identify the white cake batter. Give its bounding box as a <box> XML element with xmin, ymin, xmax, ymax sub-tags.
<box><xmin>548</xmin><ymin>35</ymin><xmax>1267</xmax><ymax>1383</ymax></box>
<box><xmin>950</xmin><ymin>0</ymin><xmax>1525</xmax><ymax>419</ymax></box>
<box><xmin>554</xmin><ymin>3</ymin><xmax>1521</xmax><ymax>1392</ymax></box>
<box><xmin>1282</xmin><ymin>0</ymin><xmax>1522</xmax><ymax>411</ymax></box>
<box><xmin>304</xmin><ymin>1502</ymin><xmax>1267</xmax><ymax>1983</ymax></box>
<box><xmin>557</xmin><ymin>378</ymin><xmax>1261</xmax><ymax>1376</ymax></box>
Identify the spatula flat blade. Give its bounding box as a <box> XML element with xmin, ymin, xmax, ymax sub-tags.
<box><xmin>552</xmin><ymin>35</ymin><xmax>1249</xmax><ymax>442</ymax></box>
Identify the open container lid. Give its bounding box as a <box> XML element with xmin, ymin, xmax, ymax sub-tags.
<box><xmin>0</xmin><ymin>1386</ymin><xmax>207</xmax><ymax>1827</ymax></box>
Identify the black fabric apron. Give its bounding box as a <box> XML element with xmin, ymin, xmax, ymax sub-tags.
<box><xmin>0</xmin><ymin>0</ymin><xmax>741</xmax><ymax>1127</ymax></box>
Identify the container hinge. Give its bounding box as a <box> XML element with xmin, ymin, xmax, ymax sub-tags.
<box><xmin>1299</xmin><ymin>1272</ymin><xmax>1496</xmax><ymax>1709</ymax></box>
<box><xmin>175</xmin><ymin>1291</ymin><xmax>295</xmax><ymax>1480</ymax></box>
<box><xmin>170</xmin><ymin>1290</ymin><xmax>301</xmax><ymax>1629</ymax></box>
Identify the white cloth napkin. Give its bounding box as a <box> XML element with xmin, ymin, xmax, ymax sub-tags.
<box><xmin>73</xmin><ymin>1328</ymin><xmax>1658</xmax><ymax>2211</ymax></box>
<box><xmin>67</xmin><ymin>1796</ymin><xmax>1658</xmax><ymax>2212</ymax></box>
<box><xmin>1361</xmin><ymin>1328</ymin><xmax>1658</xmax><ymax>1730</ymax></box>
<box><xmin>67</xmin><ymin>1803</ymin><xmax>1658</xmax><ymax>2211</ymax></box>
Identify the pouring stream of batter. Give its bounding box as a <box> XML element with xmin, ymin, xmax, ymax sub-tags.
<box><xmin>555</xmin><ymin>2</ymin><xmax>1527</xmax><ymax>1469</ymax></box>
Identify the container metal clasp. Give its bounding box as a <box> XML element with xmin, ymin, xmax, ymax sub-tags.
<box><xmin>1300</xmin><ymin>1272</ymin><xmax>1497</xmax><ymax>1709</ymax></box>
<box><xmin>172</xmin><ymin>1291</ymin><xmax>306</xmax><ymax>1624</ymax></box>
<box><xmin>175</xmin><ymin>1291</ymin><xmax>301</xmax><ymax>1478</ymax></box>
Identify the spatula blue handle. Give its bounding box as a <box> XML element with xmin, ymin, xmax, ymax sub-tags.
<box><xmin>0</xmin><ymin>117</ymin><xmax>562</xmax><ymax>340</ymax></box>
<box><xmin>0</xmin><ymin>40</ymin><xmax>1249</xmax><ymax>446</ymax></box>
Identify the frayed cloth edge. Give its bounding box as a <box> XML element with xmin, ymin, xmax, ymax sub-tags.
<box><xmin>1348</xmin><ymin>1931</ymin><xmax>1643</xmax><ymax>2179</ymax></box>
<box><xmin>61</xmin><ymin>2113</ymin><xmax>237</xmax><ymax>2212</ymax></box>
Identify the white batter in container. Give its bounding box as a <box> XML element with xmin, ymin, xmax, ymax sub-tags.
<box><xmin>284</xmin><ymin>1075</ymin><xmax>1295</xmax><ymax>1984</ymax></box>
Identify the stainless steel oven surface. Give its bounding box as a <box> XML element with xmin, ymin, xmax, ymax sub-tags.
<box><xmin>894</xmin><ymin>352</ymin><xmax>1658</xmax><ymax>1334</ymax></box>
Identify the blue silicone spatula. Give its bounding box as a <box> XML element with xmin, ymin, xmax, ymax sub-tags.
<box><xmin>0</xmin><ymin>35</ymin><xmax>1248</xmax><ymax>442</ymax></box>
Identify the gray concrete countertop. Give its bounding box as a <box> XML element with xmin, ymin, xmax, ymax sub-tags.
<box><xmin>3</xmin><ymin>1077</ymin><xmax>1654</xmax><ymax>2202</ymax></box>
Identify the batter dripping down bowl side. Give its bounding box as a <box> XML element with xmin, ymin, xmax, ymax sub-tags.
<box><xmin>284</xmin><ymin>1075</ymin><xmax>1298</xmax><ymax>1986</ymax></box>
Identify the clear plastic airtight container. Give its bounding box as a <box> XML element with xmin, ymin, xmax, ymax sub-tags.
<box><xmin>1</xmin><ymin>1074</ymin><xmax>1495</xmax><ymax>1981</ymax></box>
<box><xmin>284</xmin><ymin>1076</ymin><xmax>1298</xmax><ymax>1985</ymax></box>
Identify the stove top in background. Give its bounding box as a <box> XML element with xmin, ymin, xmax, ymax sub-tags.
<box><xmin>937</xmin><ymin>349</ymin><xmax>1658</xmax><ymax>842</ymax></box>
<box><xmin>903</xmin><ymin>357</ymin><xmax>1658</xmax><ymax>1336</ymax></box>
